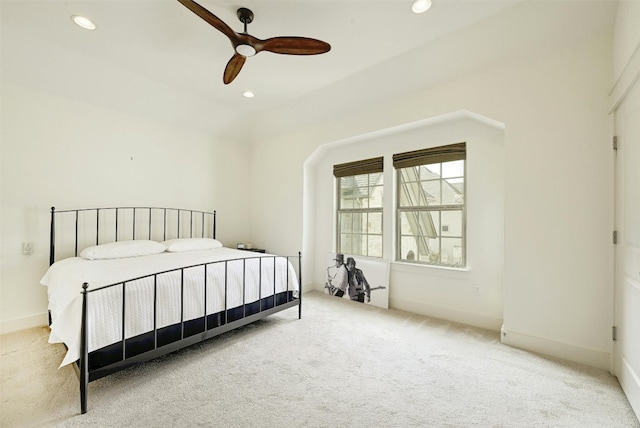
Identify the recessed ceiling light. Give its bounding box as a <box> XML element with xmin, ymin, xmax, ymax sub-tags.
<box><xmin>242</xmin><ymin>90</ymin><xmax>255</xmax><ymax>98</ymax></box>
<box><xmin>71</xmin><ymin>15</ymin><xmax>96</xmax><ymax>30</ymax></box>
<box><xmin>412</xmin><ymin>0</ymin><xmax>432</xmax><ymax>14</ymax></box>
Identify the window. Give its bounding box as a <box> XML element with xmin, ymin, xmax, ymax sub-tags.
<box><xmin>334</xmin><ymin>157</ymin><xmax>383</xmax><ymax>258</ymax></box>
<box><xmin>394</xmin><ymin>143</ymin><xmax>466</xmax><ymax>267</ymax></box>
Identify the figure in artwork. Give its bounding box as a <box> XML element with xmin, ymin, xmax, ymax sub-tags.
<box><xmin>346</xmin><ymin>257</ymin><xmax>371</xmax><ymax>303</ymax></box>
<box><xmin>325</xmin><ymin>253</ymin><xmax>349</xmax><ymax>297</ymax></box>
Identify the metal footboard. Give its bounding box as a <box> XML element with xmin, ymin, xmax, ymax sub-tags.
<box><xmin>77</xmin><ymin>253</ymin><xmax>301</xmax><ymax>414</ymax></box>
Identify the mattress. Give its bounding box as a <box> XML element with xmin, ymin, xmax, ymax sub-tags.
<box><xmin>41</xmin><ymin>247</ymin><xmax>299</xmax><ymax>367</ymax></box>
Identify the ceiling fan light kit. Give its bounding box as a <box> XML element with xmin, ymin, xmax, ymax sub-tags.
<box><xmin>177</xmin><ymin>0</ymin><xmax>331</xmax><ymax>85</ymax></box>
<box><xmin>236</xmin><ymin>44</ymin><xmax>256</xmax><ymax>57</ymax></box>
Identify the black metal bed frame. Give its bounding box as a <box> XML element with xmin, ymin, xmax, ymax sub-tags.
<box><xmin>48</xmin><ymin>207</ymin><xmax>302</xmax><ymax>414</ymax></box>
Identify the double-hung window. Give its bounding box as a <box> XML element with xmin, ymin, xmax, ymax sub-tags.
<box><xmin>394</xmin><ymin>142</ymin><xmax>466</xmax><ymax>267</ymax></box>
<box><xmin>334</xmin><ymin>157</ymin><xmax>384</xmax><ymax>258</ymax></box>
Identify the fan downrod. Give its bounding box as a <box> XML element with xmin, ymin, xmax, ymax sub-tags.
<box><xmin>237</xmin><ymin>7</ymin><xmax>254</xmax><ymax>25</ymax></box>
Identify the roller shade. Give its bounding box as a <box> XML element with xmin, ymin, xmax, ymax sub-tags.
<box><xmin>393</xmin><ymin>142</ymin><xmax>466</xmax><ymax>169</ymax></box>
<box><xmin>333</xmin><ymin>156</ymin><xmax>384</xmax><ymax>178</ymax></box>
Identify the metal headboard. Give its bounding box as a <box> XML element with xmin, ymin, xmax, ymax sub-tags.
<box><xmin>49</xmin><ymin>206</ymin><xmax>217</xmax><ymax>265</ymax></box>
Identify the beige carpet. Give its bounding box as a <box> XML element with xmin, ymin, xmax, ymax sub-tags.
<box><xmin>1</xmin><ymin>291</ymin><xmax>638</xmax><ymax>427</ymax></box>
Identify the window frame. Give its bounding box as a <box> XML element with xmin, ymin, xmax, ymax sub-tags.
<box><xmin>334</xmin><ymin>157</ymin><xmax>384</xmax><ymax>258</ymax></box>
<box><xmin>394</xmin><ymin>143</ymin><xmax>467</xmax><ymax>268</ymax></box>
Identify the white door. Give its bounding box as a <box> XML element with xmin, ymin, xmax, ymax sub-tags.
<box><xmin>614</xmin><ymin>79</ymin><xmax>640</xmax><ymax>417</ymax></box>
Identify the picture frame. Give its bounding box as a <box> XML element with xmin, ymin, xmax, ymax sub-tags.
<box><xmin>325</xmin><ymin>252</ymin><xmax>390</xmax><ymax>309</ymax></box>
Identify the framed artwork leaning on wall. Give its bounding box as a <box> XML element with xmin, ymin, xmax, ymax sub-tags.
<box><xmin>325</xmin><ymin>252</ymin><xmax>389</xmax><ymax>309</ymax></box>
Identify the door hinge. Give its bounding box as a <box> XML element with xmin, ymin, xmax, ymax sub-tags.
<box><xmin>613</xmin><ymin>230</ymin><xmax>618</xmax><ymax>244</ymax></box>
<box><xmin>612</xmin><ymin>326</ymin><xmax>617</xmax><ymax>341</ymax></box>
<box><xmin>613</xmin><ymin>136</ymin><xmax>618</xmax><ymax>150</ymax></box>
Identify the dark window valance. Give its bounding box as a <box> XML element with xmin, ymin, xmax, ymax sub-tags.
<box><xmin>393</xmin><ymin>142</ymin><xmax>466</xmax><ymax>169</ymax></box>
<box><xmin>333</xmin><ymin>156</ymin><xmax>384</xmax><ymax>178</ymax></box>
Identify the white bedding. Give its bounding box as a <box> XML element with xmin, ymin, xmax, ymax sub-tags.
<box><xmin>41</xmin><ymin>247</ymin><xmax>298</xmax><ymax>367</ymax></box>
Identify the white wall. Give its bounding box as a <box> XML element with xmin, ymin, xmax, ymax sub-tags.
<box><xmin>612</xmin><ymin>0</ymin><xmax>640</xmax><ymax>83</ymax></box>
<box><xmin>0</xmin><ymin>83</ymin><xmax>251</xmax><ymax>333</ymax></box>
<box><xmin>308</xmin><ymin>112</ymin><xmax>505</xmax><ymax>329</ymax></box>
<box><xmin>249</xmin><ymin>32</ymin><xmax>614</xmax><ymax>369</ymax></box>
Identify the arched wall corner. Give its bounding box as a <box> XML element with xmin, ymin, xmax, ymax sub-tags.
<box><xmin>303</xmin><ymin>110</ymin><xmax>506</xmax><ymax>331</ymax></box>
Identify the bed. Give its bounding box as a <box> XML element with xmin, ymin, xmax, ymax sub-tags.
<box><xmin>42</xmin><ymin>206</ymin><xmax>301</xmax><ymax>414</ymax></box>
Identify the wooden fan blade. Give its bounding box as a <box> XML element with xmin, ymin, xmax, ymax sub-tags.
<box><xmin>177</xmin><ymin>0</ymin><xmax>238</xmax><ymax>42</ymax></box>
<box><xmin>257</xmin><ymin>37</ymin><xmax>331</xmax><ymax>55</ymax></box>
<box><xmin>223</xmin><ymin>53</ymin><xmax>246</xmax><ymax>84</ymax></box>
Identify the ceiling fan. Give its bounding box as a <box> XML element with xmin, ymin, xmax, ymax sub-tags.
<box><xmin>177</xmin><ymin>0</ymin><xmax>331</xmax><ymax>84</ymax></box>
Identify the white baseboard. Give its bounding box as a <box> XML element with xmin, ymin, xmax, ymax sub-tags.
<box><xmin>500</xmin><ymin>326</ymin><xmax>612</xmax><ymax>371</ymax></box>
<box><xmin>307</xmin><ymin>282</ymin><xmax>503</xmax><ymax>331</ymax></box>
<box><xmin>619</xmin><ymin>357</ymin><xmax>640</xmax><ymax>420</ymax></box>
<box><xmin>0</xmin><ymin>312</ymin><xmax>48</xmax><ymax>335</ymax></box>
<box><xmin>390</xmin><ymin>296</ymin><xmax>503</xmax><ymax>331</ymax></box>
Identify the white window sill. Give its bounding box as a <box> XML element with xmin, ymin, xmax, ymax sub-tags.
<box><xmin>391</xmin><ymin>260</ymin><xmax>469</xmax><ymax>277</ymax></box>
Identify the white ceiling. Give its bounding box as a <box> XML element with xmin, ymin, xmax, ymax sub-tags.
<box><xmin>0</xmin><ymin>0</ymin><xmax>617</xmax><ymax>141</ymax></box>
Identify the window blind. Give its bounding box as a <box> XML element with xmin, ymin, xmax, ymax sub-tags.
<box><xmin>333</xmin><ymin>156</ymin><xmax>384</xmax><ymax>178</ymax></box>
<box><xmin>392</xmin><ymin>142</ymin><xmax>466</xmax><ymax>169</ymax></box>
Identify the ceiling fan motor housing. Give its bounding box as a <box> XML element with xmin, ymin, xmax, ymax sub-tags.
<box><xmin>237</xmin><ymin>8</ymin><xmax>254</xmax><ymax>25</ymax></box>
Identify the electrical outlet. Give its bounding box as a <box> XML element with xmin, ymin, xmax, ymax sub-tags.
<box><xmin>22</xmin><ymin>242</ymin><xmax>33</xmax><ymax>255</ymax></box>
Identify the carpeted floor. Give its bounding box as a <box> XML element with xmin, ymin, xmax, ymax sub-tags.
<box><xmin>1</xmin><ymin>291</ymin><xmax>638</xmax><ymax>427</ymax></box>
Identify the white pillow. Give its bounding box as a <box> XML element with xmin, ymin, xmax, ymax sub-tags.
<box><xmin>80</xmin><ymin>240</ymin><xmax>167</xmax><ymax>260</ymax></box>
<box><xmin>162</xmin><ymin>238</ymin><xmax>223</xmax><ymax>252</ymax></box>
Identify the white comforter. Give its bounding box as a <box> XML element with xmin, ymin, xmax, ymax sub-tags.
<box><xmin>41</xmin><ymin>247</ymin><xmax>298</xmax><ymax>367</ymax></box>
